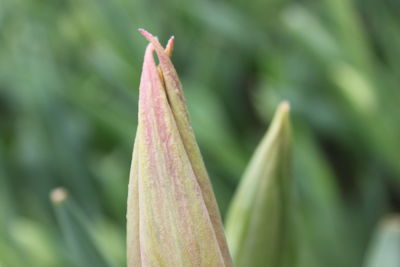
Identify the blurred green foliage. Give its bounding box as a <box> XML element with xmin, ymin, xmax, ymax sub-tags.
<box><xmin>0</xmin><ymin>0</ymin><xmax>399</xmax><ymax>266</ymax></box>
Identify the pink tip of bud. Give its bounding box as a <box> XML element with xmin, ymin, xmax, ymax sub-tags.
<box><xmin>138</xmin><ymin>28</ymin><xmax>154</xmax><ymax>40</ymax></box>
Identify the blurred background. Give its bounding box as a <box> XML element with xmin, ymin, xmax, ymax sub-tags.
<box><xmin>1</xmin><ymin>0</ymin><xmax>399</xmax><ymax>266</ymax></box>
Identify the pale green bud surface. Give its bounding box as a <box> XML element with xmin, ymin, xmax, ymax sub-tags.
<box><xmin>225</xmin><ymin>102</ymin><xmax>294</xmax><ymax>267</ymax></box>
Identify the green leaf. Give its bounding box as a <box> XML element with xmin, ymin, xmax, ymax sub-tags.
<box><xmin>50</xmin><ymin>188</ymin><xmax>111</xmax><ymax>267</ymax></box>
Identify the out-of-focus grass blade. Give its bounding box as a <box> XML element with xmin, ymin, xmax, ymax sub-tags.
<box><xmin>9</xmin><ymin>218</ymin><xmax>60</xmax><ymax>267</ymax></box>
<box><xmin>320</xmin><ymin>0</ymin><xmax>373</xmax><ymax>72</ymax></box>
<box><xmin>282</xmin><ymin>4</ymin><xmax>377</xmax><ymax>114</ymax></box>
<box><xmin>187</xmin><ymin>82</ymin><xmax>248</xmax><ymax>180</ymax></box>
<box><xmin>282</xmin><ymin>5</ymin><xmax>341</xmax><ymax>62</ymax></box>
<box><xmin>282</xmin><ymin>4</ymin><xmax>400</xmax><ymax>178</ymax></box>
<box><xmin>364</xmin><ymin>216</ymin><xmax>400</xmax><ymax>267</ymax></box>
<box><xmin>225</xmin><ymin>102</ymin><xmax>294</xmax><ymax>267</ymax></box>
<box><xmin>294</xmin><ymin>126</ymin><xmax>357</xmax><ymax>267</ymax></box>
<box><xmin>92</xmin><ymin>151</ymin><xmax>128</xmax><ymax>219</ymax></box>
<box><xmin>179</xmin><ymin>1</ymin><xmax>267</xmax><ymax>50</ymax></box>
<box><xmin>282</xmin><ymin>4</ymin><xmax>377</xmax><ymax>115</ymax></box>
<box><xmin>50</xmin><ymin>188</ymin><xmax>111</xmax><ymax>267</ymax></box>
<box><xmin>0</xmin><ymin>142</ymin><xmax>12</xmax><ymax>227</ymax></box>
<box><xmin>0</xmin><ymin>144</ymin><xmax>22</xmax><ymax>267</ymax></box>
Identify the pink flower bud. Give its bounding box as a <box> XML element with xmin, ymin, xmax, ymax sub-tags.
<box><xmin>127</xmin><ymin>30</ymin><xmax>232</xmax><ymax>267</ymax></box>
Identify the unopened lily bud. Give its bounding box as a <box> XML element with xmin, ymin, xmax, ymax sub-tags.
<box><xmin>126</xmin><ymin>30</ymin><xmax>232</xmax><ymax>267</ymax></box>
<box><xmin>225</xmin><ymin>102</ymin><xmax>294</xmax><ymax>267</ymax></box>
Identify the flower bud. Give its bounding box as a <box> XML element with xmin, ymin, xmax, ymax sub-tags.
<box><xmin>126</xmin><ymin>30</ymin><xmax>232</xmax><ymax>267</ymax></box>
<box><xmin>225</xmin><ymin>102</ymin><xmax>294</xmax><ymax>267</ymax></box>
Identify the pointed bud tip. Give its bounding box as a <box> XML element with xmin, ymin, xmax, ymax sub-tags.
<box><xmin>50</xmin><ymin>187</ymin><xmax>68</xmax><ymax>205</ymax></box>
<box><xmin>279</xmin><ymin>101</ymin><xmax>290</xmax><ymax>114</ymax></box>
<box><xmin>275</xmin><ymin>101</ymin><xmax>291</xmax><ymax>125</ymax></box>
<box><xmin>138</xmin><ymin>28</ymin><xmax>155</xmax><ymax>40</ymax></box>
